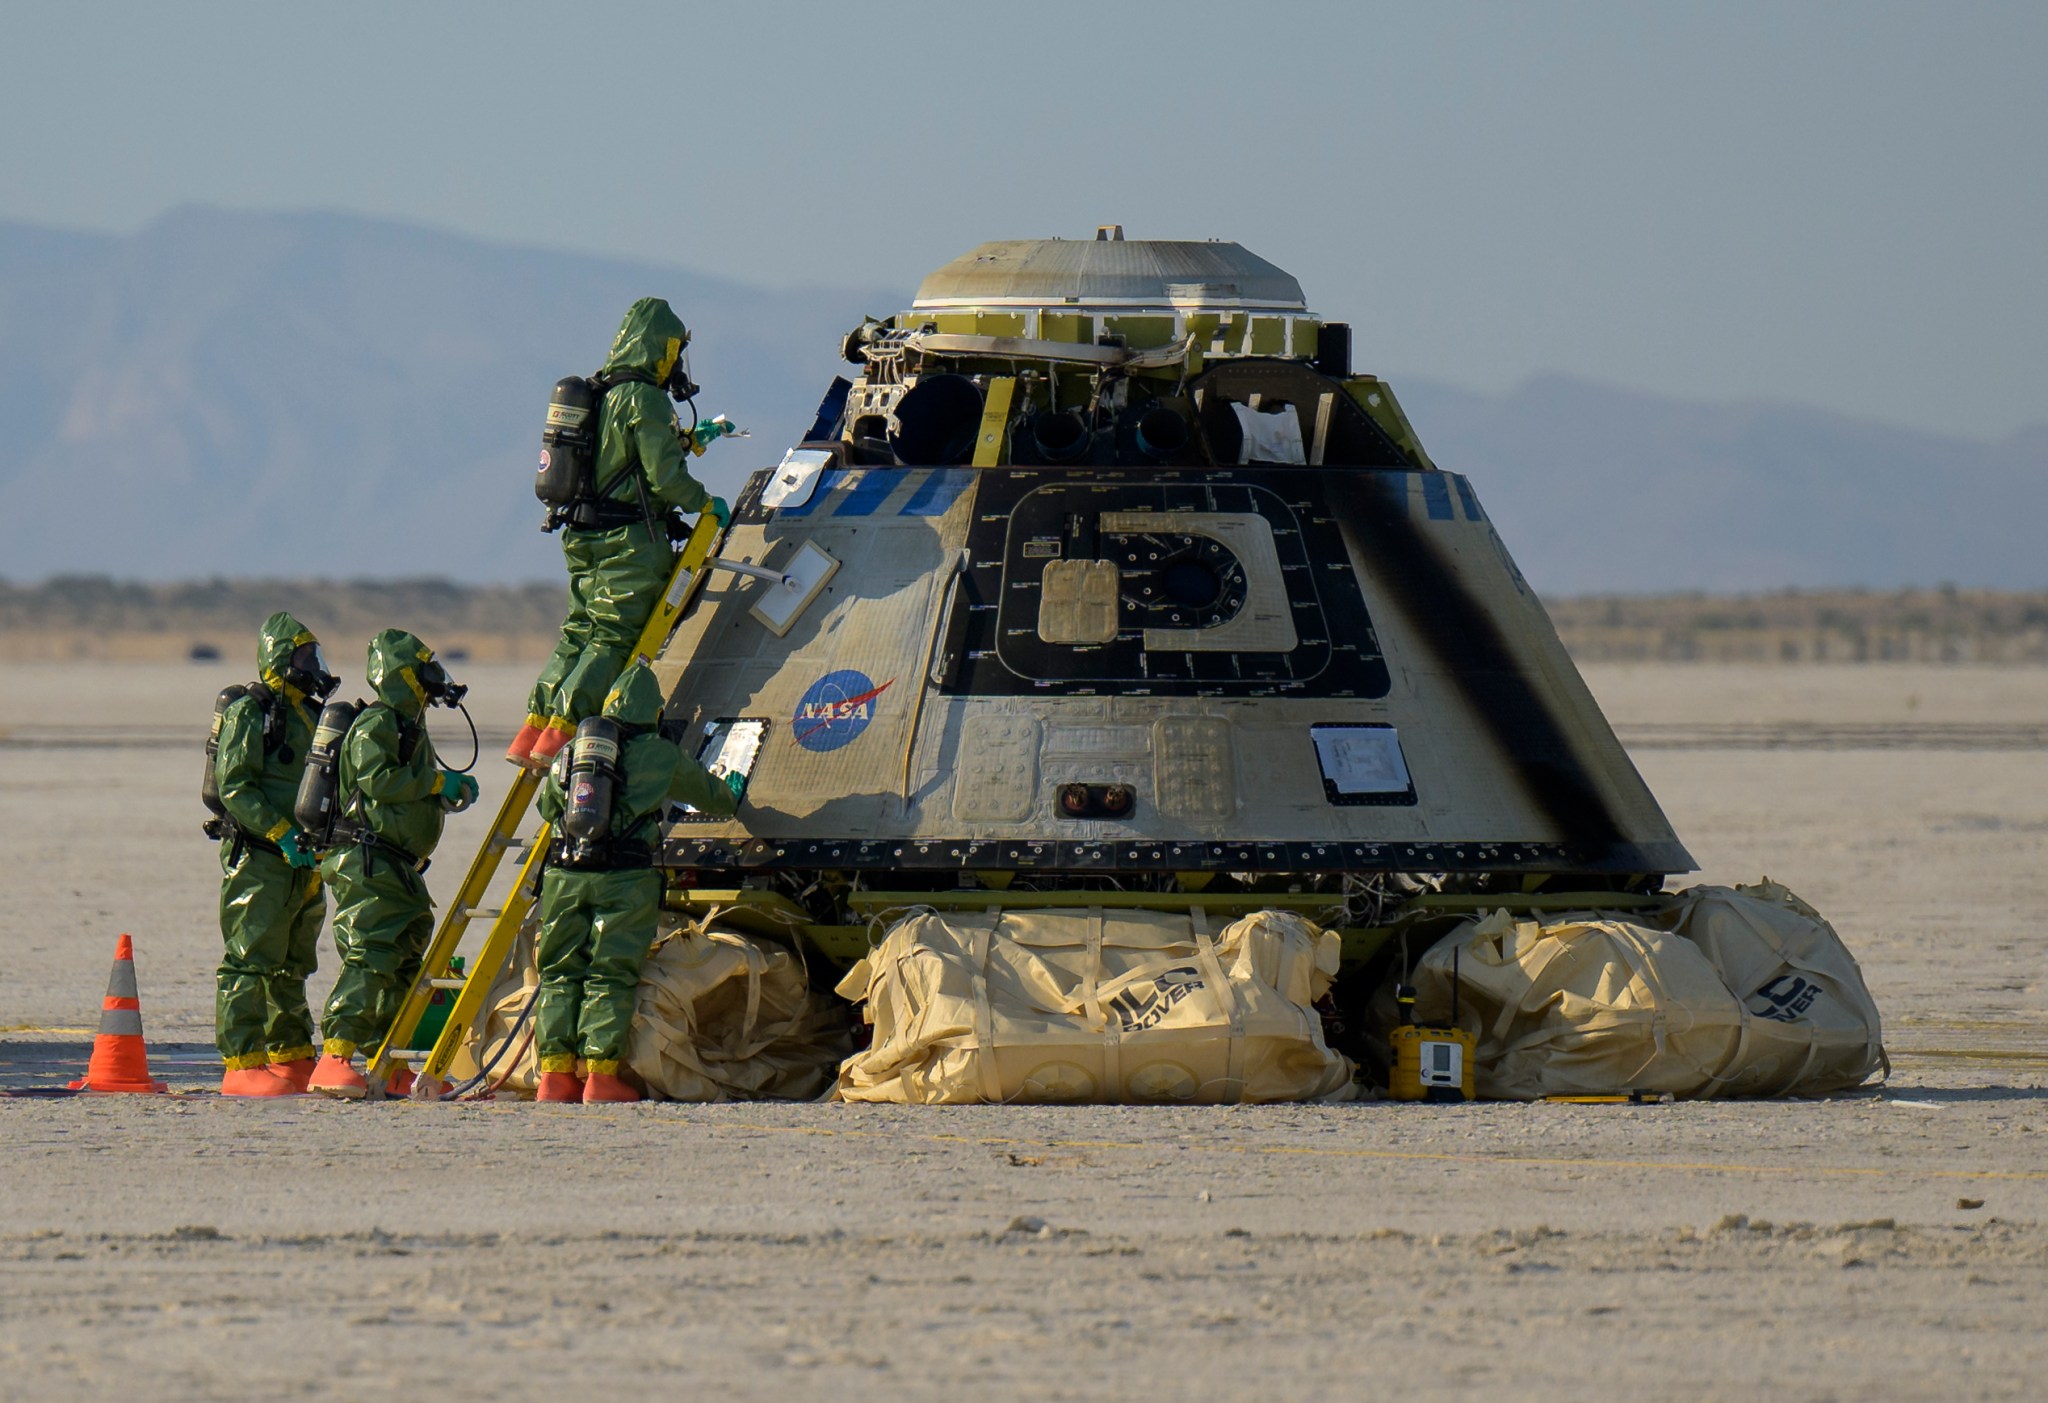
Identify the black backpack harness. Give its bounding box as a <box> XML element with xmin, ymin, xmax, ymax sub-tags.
<box><xmin>547</xmin><ymin>369</ymin><xmax>669</xmax><ymax>540</ymax></box>
<box><xmin>203</xmin><ymin>681</ymin><xmax>297</xmax><ymax>860</ymax></box>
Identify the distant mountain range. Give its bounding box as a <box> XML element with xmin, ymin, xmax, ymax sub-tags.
<box><xmin>1395</xmin><ymin>378</ymin><xmax>2048</xmax><ymax>594</ymax></box>
<box><xmin>2</xmin><ymin>207</ymin><xmax>2041</xmax><ymax>591</ymax></box>
<box><xmin>0</xmin><ymin>207</ymin><xmax>896</xmax><ymax>584</ymax></box>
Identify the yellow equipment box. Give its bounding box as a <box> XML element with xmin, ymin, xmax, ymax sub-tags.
<box><xmin>1389</xmin><ymin>1024</ymin><xmax>1476</xmax><ymax>1102</ymax></box>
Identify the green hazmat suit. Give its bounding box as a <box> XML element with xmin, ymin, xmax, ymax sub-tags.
<box><xmin>533</xmin><ymin>663</ymin><xmax>736</xmax><ymax>1074</ymax></box>
<box><xmin>524</xmin><ymin>298</ymin><xmax>714</xmax><ymax>734</ymax></box>
<box><xmin>213</xmin><ymin>611</ymin><xmax>326</xmax><ymax>1070</ymax></box>
<box><xmin>318</xmin><ymin>628</ymin><xmax>450</xmax><ymax>1056</ymax></box>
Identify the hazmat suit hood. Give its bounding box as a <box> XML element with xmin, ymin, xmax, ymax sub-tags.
<box><xmin>600</xmin><ymin>662</ymin><xmax>664</xmax><ymax>729</ymax></box>
<box><xmin>363</xmin><ymin>628</ymin><xmax>436</xmax><ymax>719</ymax></box>
<box><xmin>257</xmin><ymin>610</ymin><xmax>326</xmax><ymax>703</ymax></box>
<box><xmin>602</xmin><ymin>297</ymin><xmax>690</xmax><ymax>386</ymax></box>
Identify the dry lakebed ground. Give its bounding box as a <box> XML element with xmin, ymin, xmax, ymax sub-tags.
<box><xmin>2</xmin><ymin>661</ymin><xmax>2043</xmax><ymax>1400</ymax></box>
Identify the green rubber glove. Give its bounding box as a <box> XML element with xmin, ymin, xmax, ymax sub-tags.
<box><xmin>693</xmin><ymin>416</ymin><xmax>737</xmax><ymax>444</ymax></box>
<box><xmin>437</xmin><ymin>771</ymin><xmax>481</xmax><ymax>806</ymax></box>
<box><xmin>724</xmin><ymin>770</ymin><xmax>746</xmax><ymax>804</ymax></box>
<box><xmin>706</xmin><ymin>496</ymin><xmax>731</xmax><ymax>529</ymax></box>
<box><xmin>277</xmin><ymin>829</ymin><xmax>319</xmax><ymax>869</ymax></box>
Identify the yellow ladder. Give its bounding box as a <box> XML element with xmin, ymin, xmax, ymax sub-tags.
<box><xmin>366</xmin><ymin>511</ymin><xmax>728</xmax><ymax>1098</ymax></box>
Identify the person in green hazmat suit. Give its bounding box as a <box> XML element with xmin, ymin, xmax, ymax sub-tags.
<box><xmin>531</xmin><ymin>662</ymin><xmax>739</xmax><ymax>1103</ymax></box>
<box><xmin>308</xmin><ymin>628</ymin><xmax>479</xmax><ymax>1099</ymax></box>
<box><xmin>211</xmin><ymin>611</ymin><xmax>340</xmax><ymax>1097</ymax></box>
<box><xmin>508</xmin><ymin>297</ymin><xmax>740</xmax><ymax>770</ymax></box>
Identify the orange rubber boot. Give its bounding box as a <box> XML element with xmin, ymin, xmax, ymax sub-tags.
<box><xmin>582</xmin><ymin>1071</ymin><xmax>642</xmax><ymax>1104</ymax></box>
<box><xmin>536</xmin><ymin>1071</ymin><xmax>584</xmax><ymax>1103</ymax></box>
<box><xmin>308</xmin><ymin>1051</ymin><xmax>368</xmax><ymax>1099</ymax></box>
<box><xmin>221</xmin><ymin>1066</ymin><xmax>297</xmax><ymax>1097</ymax></box>
<box><xmin>270</xmin><ymin>1058</ymin><xmax>316</xmax><ymax>1093</ymax></box>
<box><xmin>506</xmin><ymin>718</ymin><xmax>546</xmax><ymax>766</ymax></box>
<box><xmin>384</xmin><ymin>1065</ymin><xmax>417</xmax><ymax>1099</ymax></box>
<box><xmin>526</xmin><ymin>723</ymin><xmax>574</xmax><ymax>769</ymax></box>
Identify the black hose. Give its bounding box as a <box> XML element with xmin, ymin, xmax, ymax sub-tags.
<box><xmin>444</xmin><ymin>700</ymin><xmax>480</xmax><ymax>774</ymax></box>
<box><xmin>440</xmin><ymin>984</ymin><xmax>540</xmax><ymax>1100</ymax></box>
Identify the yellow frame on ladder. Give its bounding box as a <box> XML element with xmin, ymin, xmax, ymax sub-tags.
<box><xmin>365</xmin><ymin>508</ymin><xmax>729</xmax><ymax>1095</ymax></box>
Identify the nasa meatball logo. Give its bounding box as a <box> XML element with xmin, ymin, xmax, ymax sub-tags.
<box><xmin>537</xmin><ymin>448</ymin><xmax>552</xmax><ymax>474</ymax></box>
<box><xmin>792</xmin><ymin>669</ymin><xmax>894</xmax><ymax>753</ymax></box>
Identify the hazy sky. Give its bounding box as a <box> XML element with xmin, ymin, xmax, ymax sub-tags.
<box><xmin>5</xmin><ymin>2</ymin><xmax>2043</xmax><ymax>441</ymax></box>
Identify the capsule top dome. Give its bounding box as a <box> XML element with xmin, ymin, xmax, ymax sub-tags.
<box><xmin>911</xmin><ymin>235</ymin><xmax>1308</xmax><ymax>314</ymax></box>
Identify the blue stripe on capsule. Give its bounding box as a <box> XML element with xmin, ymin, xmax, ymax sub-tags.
<box><xmin>1452</xmin><ymin>475</ymin><xmax>1486</xmax><ymax>522</ymax></box>
<box><xmin>1420</xmin><ymin>474</ymin><xmax>1455</xmax><ymax>521</ymax></box>
<box><xmin>831</xmin><ymin>469</ymin><xmax>902</xmax><ymax>517</ymax></box>
<box><xmin>901</xmin><ymin>469</ymin><xmax>974</xmax><ymax>517</ymax></box>
<box><xmin>774</xmin><ymin>468</ymin><xmax>846</xmax><ymax>518</ymax></box>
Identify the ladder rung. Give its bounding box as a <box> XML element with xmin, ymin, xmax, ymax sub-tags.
<box><xmin>427</xmin><ymin>977</ymin><xmax>467</xmax><ymax>990</ymax></box>
<box><xmin>458</xmin><ymin>906</ymin><xmax>505</xmax><ymax>921</ymax></box>
<box><xmin>383</xmin><ymin>1049</ymin><xmax>431</xmax><ymax>1062</ymax></box>
<box><xmin>491</xmin><ymin>835</ymin><xmax>537</xmax><ymax>852</ymax></box>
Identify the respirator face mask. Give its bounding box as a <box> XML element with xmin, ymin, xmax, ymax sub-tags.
<box><xmin>664</xmin><ymin>338</ymin><xmax>698</xmax><ymax>402</ymax></box>
<box><xmin>288</xmin><ymin>641</ymin><xmax>339</xmax><ymax>702</ymax></box>
<box><xmin>417</xmin><ymin>658</ymin><xmax>468</xmax><ymax>707</ymax></box>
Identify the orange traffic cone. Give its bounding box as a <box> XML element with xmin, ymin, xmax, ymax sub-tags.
<box><xmin>67</xmin><ymin>934</ymin><xmax>168</xmax><ymax>1094</ymax></box>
